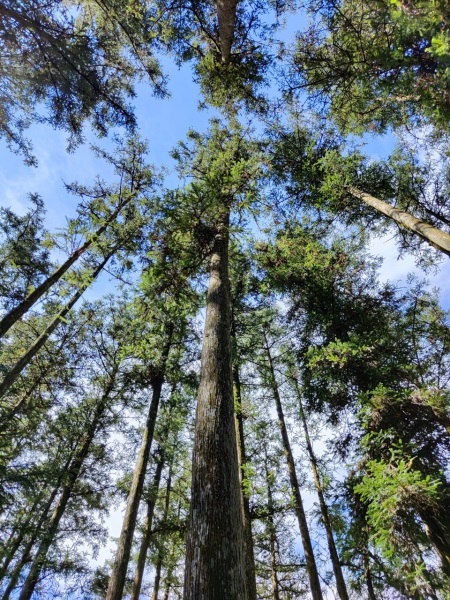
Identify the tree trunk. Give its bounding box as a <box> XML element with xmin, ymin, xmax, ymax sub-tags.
<box><xmin>362</xmin><ymin>547</ymin><xmax>377</xmax><ymax>600</ymax></box>
<box><xmin>295</xmin><ymin>385</ymin><xmax>349</xmax><ymax>600</ymax></box>
<box><xmin>0</xmin><ymin>456</ymin><xmax>74</xmax><ymax>600</ymax></box>
<box><xmin>233</xmin><ymin>365</ymin><xmax>258</xmax><ymax>600</ymax></box>
<box><xmin>0</xmin><ymin>252</ymin><xmax>113</xmax><ymax>400</ymax></box>
<box><xmin>420</xmin><ymin>511</ymin><xmax>450</xmax><ymax>578</ymax></box>
<box><xmin>216</xmin><ymin>0</ymin><xmax>238</xmax><ymax>64</ymax></box>
<box><xmin>0</xmin><ymin>194</ymin><xmax>134</xmax><ymax>339</ymax></box>
<box><xmin>106</xmin><ymin>329</ymin><xmax>172</xmax><ymax>600</ymax></box>
<box><xmin>16</xmin><ymin>375</ymin><xmax>116</xmax><ymax>600</ymax></box>
<box><xmin>348</xmin><ymin>187</ymin><xmax>450</xmax><ymax>257</ymax></box>
<box><xmin>183</xmin><ymin>212</ymin><xmax>247</xmax><ymax>599</ymax></box>
<box><xmin>129</xmin><ymin>453</ymin><xmax>165</xmax><ymax>600</ymax></box>
<box><xmin>263</xmin><ymin>335</ymin><xmax>323</xmax><ymax>600</ymax></box>
<box><xmin>263</xmin><ymin>452</ymin><xmax>281</xmax><ymax>600</ymax></box>
<box><xmin>151</xmin><ymin>462</ymin><xmax>173</xmax><ymax>600</ymax></box>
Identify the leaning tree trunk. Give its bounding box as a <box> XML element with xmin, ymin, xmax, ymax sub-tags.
<box><xmin>348</xmin><ymin>187</ymin><xmax>450</xmax><ymax>257</ymax></box>
<box><xmin>0</xmin><ymin>454</ymin><xmax>74</xmax><ymax>600</ymax></box>
<box><xmin>16</xmin><ymin>372</ymin><xmax>117</xmax><ymax>600</ymax></box>
<box><xmin>106</xmin><ymin>328</ymin><xmax>172</xmax><ymax>600</ymax></box>
<box><xmin>233</xmin><ymin>363</ymin><xmax>258</xmax><ymax>600</ymax></box>
<box><xmin>0</xmin><ymin>251</ymin><xmax>113</xmax><ymax>401</ymax></box>
<box><xmin>295</xmin><ymin>385</ymin><xmax>349</xmax><ymax>600</ymax></box>
<box><xmin>263</xmin><ymin>335</ymin><xmax>323</xmax><ymax>600</ymax></box>
<box><xmin>0</xmin><ymin>193</ymin><xmax>135</xmax><ymax>339</ymax></box>
<box><xmin>183</xmin><ymin>212</ymin><xmax>247</xmax><ymax>599</ymax></box>
<box><xmin>151</xmin><ymin>462</ymin><xmax>173</xmax><ymax>600</ymax></box>
<box><xmin>129</xmin><ymin>452</ymin><xmax>165</xmax><ymax>600</ymax></box>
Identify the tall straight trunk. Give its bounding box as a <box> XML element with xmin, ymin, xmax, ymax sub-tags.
<box><xmin>183</xmin><ymin>212</ymin><xmax>247</xmax><ymax>599</ymax></box>
<box><xmin>263</xmin><ymin>336</ymin><xmax>323</xmax><ymax>600</ymax></box>
<box><xmin>295</xmin><ymin>386</ymin><xmax>349</xmax><ymax>600</ymax></box>
<box><xmin>0</xmin><ymin>194</ymin><xmax>134</xmax><ymax>339</ymax></box>
<box><xmin>263</xmin><ymin>452</ymin><xmax>281</xmax><ymax>600</ymax></box>
<box><xmin>16</xmin><ymin>374</ymin><xmax>116</xmax><ymax>600</ymax></box>
<box><xmin>233</xmin><ymin>365</ymin><xmax>258</xmax><ymax>600</ymax></box>
<box><xmin>129</xmin><ymin>453</ymin><xmax>165</xmax><ymax>600</ymax></box>
<box><xmin>162</xmin><ymin>537</ymin><xmax>177</xmax><ymax>600</ymax></box>
<box><xmin>362</xmin><ymin>547</ymin><xmax>377</xmax><ymax>600</ymax></box>
<box><xmin>106</xmin><ymin>328</ymin><xmax>172</xmax><ymax>600</ymax></box>
<box><xmin>151</xmin><ymin>464</ymin><xmax>173</xmax><ymax>600</ymax></box>
<box><xmin>216</xmin><ymin>0</ymin><xmax>238</xmax><ymax>63</ymax></box>
<box><xmin>348</xmin><ymin>187</ymin><xmax>450</xmax><ymax>257</ymax></box>
<box><xmin>0</xmin><ymin>252</ymin><xmax>113</xmax><ymax>400</ymax></box>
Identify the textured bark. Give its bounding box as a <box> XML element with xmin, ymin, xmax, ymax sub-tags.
<box><xmin>233</xmin><ymin>366</ymin><xmax>258</xmax><ymax>600</ymax></box>
<box><xmin>129</xmin><ymin>455</ymin><xmax>165</xmax><ymax>600</ymax></box>
<box><xmin>0</xmin><ymin>252</ymin><xmax>113</xmax><ymax>400</ymax></box>
<box><xmin>106</xmin><ymin>330</ymin><xmax>172</xmax><ymax>600</ymax></box>
<box><xmin>183</xmin><ymin>213</ymin><xmax>247</xmax><ymax>599</ymax></box>
<box><xmin>264</xmin><ymin>337</ymin><xmax>323</xmax><ymax>600</ymax></box>
<box><xmin>296</xmin><ymin>389</ymin><xmax>349</xmax><ymax>600</ymax></box>
<box><xmin>216</xmin><ymin>0</ymin><xmax>238</xmax><ymax>63</ymax></box>
<box><xmin>0</xmin><ymin>195</ymin><xmax>134</xmax><ymax>339</ymax></box>
<box><xmin>16</xmin><ymin>376</ymin><xmax>116</xmax><ymax>600</ymax></box>
<box><xmin>348</xmin><ymin>187</ymin><xmax>450</xmax><ymax>257</ymax></box>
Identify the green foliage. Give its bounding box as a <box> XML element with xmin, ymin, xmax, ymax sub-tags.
<box><xmin>293</xmin><ymin>0</ymin><xmax>450</xmax><ymax>133</ymax></box>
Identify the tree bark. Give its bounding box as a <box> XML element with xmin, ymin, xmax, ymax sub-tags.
<box><xmin>216</xmin><ymin>0</ymin><xmax>238</xmax><ymax>64</ymax></box>
<box><xmin>16</xmin><ymin>374</ymin><xmax>116</xmax><ymax>600</ymax></box>
<box><xmin>0</xmin><ymin>252</ymin><xmax>113</xmax><ymax>400</ymax></box>
<box><xmin>263</xmin><ymin>335</ymin><xmax>323</xmax><ymax>600</ymax></box>
<box><xmin>129</xmin><ymin>454</ymin><xmax>165</xmax><ymax>600</ymax></box>
<box><xmin>151</xmin><ymin>463</ymin><xmax>173</xmax><ymax>600</ymax></box>
<box><xmin>233</xmin><ymin>365</ymin><xmax>258</xmax><ymax>600</ymax></box>
<box><xmin>106</xmin><ymin>329</ymin><xmax>172</xmax><ymax>600</ymax></box>
<box><xmin>348</xmin><ymin>187</ymin><xmax>450</xmax><ymax>258</ymax></box>
<box><xmin>183</xmin><ymin>212</ymin><xmax>247</xmax><ymax>599</ymax></box>
<box><xmin>295</xmin><ymin>386</ymin><xmax>349</xmax><ymax>600</ymax></box>
<box><xmin>0</xmin><ymin>194</ymin><xmax>134</xmax><ymax>339</ymax></box>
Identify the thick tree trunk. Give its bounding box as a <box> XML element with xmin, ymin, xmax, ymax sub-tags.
<box><xmin>0</xmin><ymin>252</ymin><xmax>113</xmax><ymax>400</ymax></box>
<box><xmin>106</xmin><ymin>329</ymin><xmax>172</xmax><ymax>600</ymax></box>
<box><xmin>233</xmin><ymin>365</ymin><xmax>258</xmax><ymax>600</ymax></box>
<box><xmin>129</xmin><ymin>454</ymin><xmax>165</xmax><ymax>600</ymax></box>
<box><xmin>183</xmin><ymin>212</ymin><xmax>247</xmax><ymax>599</ymax></box>
<box><xmin>16</xmin><ymin>375</ymin><xmax>116</xmax><ymax>600</ymax></box>
<box><xmin>295</xmin><ymin>387</ymin><xmax>349</xmax><ymax>600</ymax></box>
<box><xmin>0</xmin><ymin>195</ymin><xmax>134</xmax><ymax>339</ymax></box>
<box><xmin>0</xmin><ymin>196</ymin><xmax>134</xmax><ymax>340</ymax></box>
<box><xmin>216</xmin><ymin>0</ymin><xmax>238</xmax><ymax>64</ymax></box>
<box><xmin>263</xmin><ymin>336</ymin><xmax>323</xmax><ymax>600</ymax></box>
<box><xmin>348</xmin><ymin>187</ymin><xmax>450</xmax><ymax>257</ymax></box>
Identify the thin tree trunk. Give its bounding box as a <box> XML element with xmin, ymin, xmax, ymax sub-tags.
<box><xmin>106</xmin><ymin>329</ymin><xmax>172</xmax><ymax>600</ymax></box>
<box><xmin>129</xmin><ymin>453</ymin><xmax>165</xmax><ymax>600</ymax></box>
<box><xmin>348</xmin><ymin>187</ymin><xmax>450</xmax><ymax>257</ymax></box>
<box><xmin>233</xmin><ymin>364</ymin><xmax>258</xmax><ymax>600</ymax></box>
<box><xmin>295</xmin><ymin>386</ymin><xmax>349</xmax><ymax>600</ymax></box>
<box><xmin>263</xmin><ymin>452</ymin><xmax>281</xmax><ymax>600</ymax></box>
<box><xmin>151</xmin><ymin>463</ymin><xmax>173</xmax><ymax>600</ymax></box>
<box><xmin>0</xmin><ymin>455</ymin><xmax>74</xmax><ymax>600</ymax></box>
<box><xmin>362</xmin><ymin>547</ymin><xmax>377</xmax><ymax>600</ymax></box>
<box><xmin>0</xmin><ymin>252</ymin><xmax>113</xmax><ymax>400</ymax></box>
<box><xmin>263</xmin><ymin>335</ymin><xmax>323</xmax><ymax>600</ymax></box>
<box><xmin>16</xmin><ymin>375</ymin><xmax>116</xmax><ymax>600</ymax></box>
<box><xmin>0</xmin><ymin>195</ymin><xmax>134</xmax><ymax>339</ymax></box>
<box><xmin>183</xmin><ymin>212</ymin><xmax>247</xmax><ymax>599</ymax></box>
<box><xmin>216</xmin><ymin>0</ymin><xmax>238</xmax><ymax>64</ymax></box>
